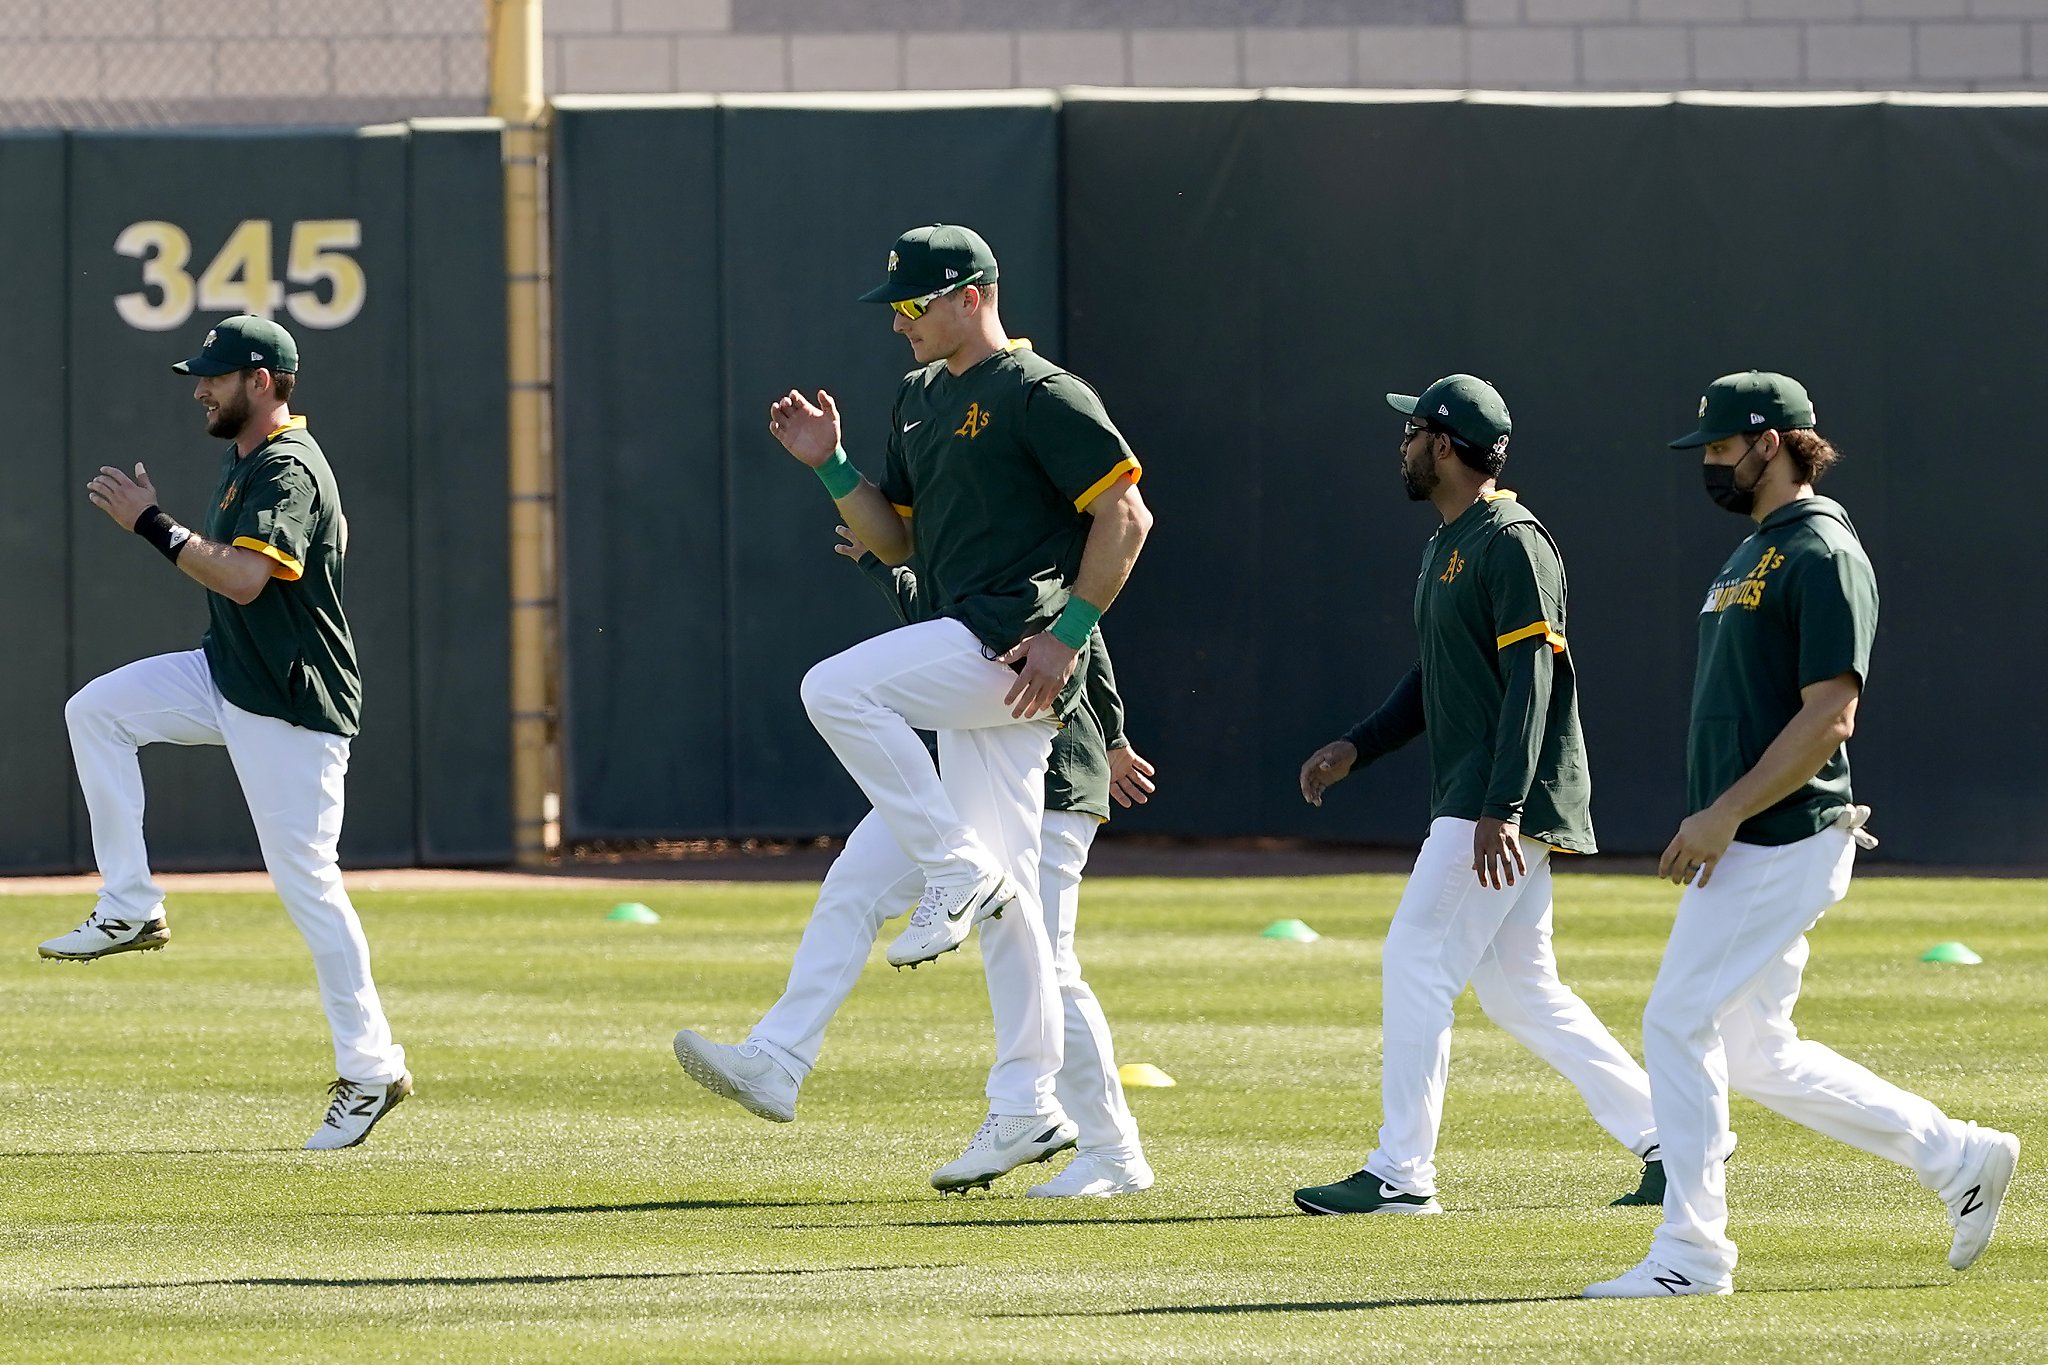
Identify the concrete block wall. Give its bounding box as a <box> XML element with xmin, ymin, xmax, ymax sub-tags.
<box><xmin>0</xmin><ymin>0</ymin><xmax>2043</xmax><ymax>128</ymax></box>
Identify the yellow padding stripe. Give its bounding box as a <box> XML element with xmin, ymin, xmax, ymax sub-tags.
<box><xmin>1496</xmin><ymin>620</ymin><xmax>1566</xmax><ymax>653</ymax></box>
<box><xmin>233</xmin><ymin>537</ymin><xmax>304</xmax><ymax>581</ymax></box>
<box><xmin>1073</xmin><ymin>456</ymin><xmax>1143</xmax><ymax>512</ymax></box>
<box><xmin>892</xmin><ymin>504</ymin><xmax>914</xmax><ymax>518</ymax></box>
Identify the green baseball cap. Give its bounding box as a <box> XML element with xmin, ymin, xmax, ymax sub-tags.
<box><xmin>1388</xmin><ymin>374</ymin><xmax>1512</xmax><ymax>458</ymax></box>
<box><xmin>857</xmin><ymin>224</ymin><xmax>999</xmax><ymax>304</ymax></box>
<box><xmin>173</xmin><ymin>314</ymin><xmax>299</xmax><ymax>376</ymax></box>
<box><xmin>1669</xmin><ymin>371</ymin><xmax>1814</xmax><ymax>449</ymax></box>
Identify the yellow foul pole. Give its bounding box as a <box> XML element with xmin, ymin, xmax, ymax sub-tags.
<box><xmin>488</xmin><ymin>0</ymin><xmax>558</xmax><ymax>866</ymax></box>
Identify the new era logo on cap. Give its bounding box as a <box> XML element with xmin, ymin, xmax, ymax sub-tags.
<box><xmin>1438</xmin><ymin>404</ymin><xmax>1450</xmax><ymax>416</ymax></box>
<box><xmin>944</xmin><ymin>267</ymin><xmax>960</xmax><ymax>280</ymax></box>
<box><xmin>1750</xmin><ymin>412</ymin><xmax>1767</xmax><ymax>424</ymax></box>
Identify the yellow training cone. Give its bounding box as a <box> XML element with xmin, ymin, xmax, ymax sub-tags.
<box><xmin>1119</xmin><ymin>1063</ymin><xmax>1176</xmax><ymax>1088</ymax></box>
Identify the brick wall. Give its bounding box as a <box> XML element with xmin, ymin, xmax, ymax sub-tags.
<box><xmin>2</xmin><ymin>0</ymin><xmax>2044</xmax><ymax>129</ymax></box>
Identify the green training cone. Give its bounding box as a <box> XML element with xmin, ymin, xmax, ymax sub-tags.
<box><xmin>606</xmin><ymin>902</ymin><xmax>661</xmax><ymax>924</ymax></box>
<box><xmin>1920</xmin><ymin>941</ymin><xmax>1981</xmax><ymax>965</ymax></box>
<box><xmin>1261</xmin><ymin>919</ymin><xmax>1320</xmax><ymax>943</ymax></box>
<box><xmin>1119</xmin><ymin>1063</ymin><xmax>1177</xmax><ymax>1088</ymax></box>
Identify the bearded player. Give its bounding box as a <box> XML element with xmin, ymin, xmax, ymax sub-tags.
<box><xmin>37</xmin><ymin>315</ymin><xmax>411</xmax><ymax>1152</ymax></box>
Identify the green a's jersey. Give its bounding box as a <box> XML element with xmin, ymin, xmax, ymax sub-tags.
<box><xmin>199</xmin><ymin>418</ymin><xmax>362</xmax><ymax>737</ymax></box>
<box><xmin>1687</xmin><ymin>496</ymin><xmax>1877</xmax><ymax>846</ymax></box>
<box><xmin>855</xmin><ymin>551</ymin><xmax>1125</xmax><ymax>820</ymax></box>
<box><xmin>1411</xmin><ymin>492</ymin><xmax>1594</xmax><ymax>853</ymax></box>
<box><xmin>878</xmin><ymin>343</ymin><xmax>1140</xmax><ymax>677</ymax></box>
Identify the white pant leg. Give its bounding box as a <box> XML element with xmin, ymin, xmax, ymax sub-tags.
<box><xmin>219</xmin><ymin>701</ymin><xmax>405</xmax><ymax>1085</ymax></box>
<box><xmin>941</xmin><ymin>722</ymin><xmax>1062</xmax><ymax>1118</ymax></box>
<box><xmin>1041</xmin><ymin>810</ymin><xmax>1142</xmax><ymax>1156</ymax></box>
<box><xmin>800</xmin><ymin>618</ymin><xmax>1041</xmax><ymax>892</ymax></box>
<box><xmin>1367</xmin><ymin>817</ymin><xmax>1551</xmax><ymax>1196</ymax></box>
<box><xmin>65</xmin><ymin>651</ymin><xmax>227</xmax><ymax>921</ymax></box>
<box><xmin>1720</xmin><ymin>932</ymin><xmax>1973</xmax><ymax>1195</ymax></box>
<box><xmin>751</xmin><ymin>809</ymin><xmax>927</xmax><ymax>1079</ymax></box>
<box><xmin>1644</xmin><ymin>829</ymin><xmax>1867</xmax><ymax>1284</ymax></box>
<box><xmin>1468</xmin><ymin>858</ymin><xmax>1658</xmax><ymax>1157</ymax></box>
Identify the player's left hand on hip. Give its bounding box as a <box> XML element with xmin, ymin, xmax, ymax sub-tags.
<box><xmin>1471</xmin><ymin>816</ymin><xmax>1526</xmax><ymax>890</ymax></box>
<box><xmin>997</xmin><ymin>633</ymin><xmax>1078</xmax><ymax>718</ymax></box>
<box><xmin>1658</xmin><ymin>805</ymin><xmax>1739</xmax><ymax>887</ymax></box>
<box><xmin>87</xmin><ymin>463</ymin><xmax>159</xmax><ymax>531</ymax></box>
<box><xmin>1108</xmin><ymin>743</ymin><xmax>1157</xmax><ymax>808</ymax></box>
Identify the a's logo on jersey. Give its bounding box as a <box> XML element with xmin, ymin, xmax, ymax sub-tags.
<box><xmin>1438</xmin><ymin>548</ymin><xmax>1466</xmax><ymax>584</ymax></box>
<box><xmin>218</xmin><ymin>482</ymin><xmax>239</xmax><ymax>512</ymax></box>
<box><xmin>954</xmin><ymin>402</ymin><xmax>991</xmax><ymax>440</ymax></box>
<box><xmin>1702</xmin><ymin>544</ymin><xmax>1787</xmax><ymax>613</ymax></box>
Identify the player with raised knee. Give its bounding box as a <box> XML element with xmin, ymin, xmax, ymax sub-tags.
<box><xmin>1585</xmin><ymin>372</ymin><xmax>2019</xmax><ymax>1298</ymax></box>
<box><xmin>673</xmin><ymin>525</ymin><xmax>1156</xmax><ymax>1197</ymax></box>
<box><xmin>756</xmin><ymin>224</ymin><xmax>1153</xmax><ymax>1190</ymax></box>
<box><xmin>1293</xmin><ymin>375</ymin><xmax>1661</xmax><ymax>1217</ymax></box>
<box><xmin>37</xmin><ymin>315</ymin><xmax>411</xmax><ymax>1151</ymax></box>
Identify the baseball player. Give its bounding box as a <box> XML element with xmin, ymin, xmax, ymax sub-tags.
<box><xmin>1585</xmin><ymin>372</ymin><xmax>2020</xmax><ymax>1298</ymax></box>
<box><xmin>763</xmin><ymin>224</ymin><xmax>1152</xmax><ymax>1190</ymax></box>
<box><xmin>673</xmin><ymin>526</ymin><xmax>1156</xmax><ymax>1197</ymax></box>
<box><xmin>37</xmin><ymin>315</ymin><xmax>411</xmax><ymax>1152</ymax></box>
<box><xmin>1293</xmin><ymin>375</ymin><xmax>1661</xmax><ymax>1216</ymax></box>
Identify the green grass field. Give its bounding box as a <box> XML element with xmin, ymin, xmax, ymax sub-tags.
<box><xmin>0</xmin><ymin>869</ymin><xmax>2040</xmax><ymax>1363</ymax></box>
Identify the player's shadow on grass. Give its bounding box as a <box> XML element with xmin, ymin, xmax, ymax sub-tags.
<box><xmin>1010</xmin><ymin>1282</ymin><xmax>1956</xmax><ymax>1317</ymax></box>
<box><xmin>399</xmin><ymin>1196</ymin><xmax>926</xmax><ymax>1218</ymax></box>
<box><xmin>68</xmin><ymin>1264</ymin><xmax>957</xmax><ymax>1293</ymax></box>
<box><xmin>778</xmin><ymin>1212</ymin><xmax>1301</xmax><ymax>1231</ymax></box>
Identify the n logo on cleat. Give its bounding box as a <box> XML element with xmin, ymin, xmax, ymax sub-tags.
<box><xmin>1652</xmin><ymin>1270</ymin><xmax>1694</xmax><ymax>1294</ymax></box>
<box><xmin>1959</xmin><ymin>1184</ymin><xmax>1984</xmax><ymax>1217</ymax></box>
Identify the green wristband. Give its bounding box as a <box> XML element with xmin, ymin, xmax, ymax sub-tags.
<box><xmin>815</xmin><ymin>447</ymin><xmax>862</xmax><ymax>500</ymax></box>
<box><xmin>1048</xmin><ymin>596</ymin><xmax>1103</xmax><ymax>651</ymax></box>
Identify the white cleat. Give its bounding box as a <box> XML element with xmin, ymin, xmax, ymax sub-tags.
<box><xmin>304</xmin><ymin>1074</ymin><xmax>413</xmax><ymax>1150</ymax></box>
<box><xmin>1947</xmin><ymin>1127</ymin><xmax>2021</xmax><ymax>1270</ymax></box>
<box><xmin>885</xmin><ymin>873</ymin><xmax>1018</xmax><ymax>968</ymax></box>
<box><xmin>671</xmin><ymin>1030</ymin><xmax>798</xmax><ymax>1123</ymax></box>
<box><xmin>1582</xmin><ymin>1259</ymin><xmax>1731</xmax><ymax>1298</ymax></box>
<box><xmin>38</xmin><ymin>910</ymin><xmax>170</xmax><ymax>961</ymax></box>
<box><xmin>1028</xmin><ymin>1150</ymin><xmax>1155</xmax><ymax>1198</ymax></box>
<box><xmin>931</xmin><ymin>1112</ymin><xmax>1079</xmax><ymax>1193</ymax></box>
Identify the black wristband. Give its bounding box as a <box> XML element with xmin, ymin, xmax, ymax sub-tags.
<box><xmin>133</xmin><ymin>505</ymin><xmax>191</xmax><ymax>563</ymax></box>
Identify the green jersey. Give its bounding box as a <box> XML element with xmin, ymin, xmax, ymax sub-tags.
<box><xmin>877</xmin><ymin>342</ymin><xmax>1140</xmax><ymax>678</ymax></box>
<box><xmin>1687</xmin><ymin>496</ymin><xmax>1877</xmax><ymax>846</ymax></box>
<box><xmin>855</xmin><ymin>552</ymin><xmax>1124</xmax><ymax>821</ymax></box>
<box><xmin>1343</xmin><ymin>492</ymin><xmax>1595</xmax><ymax>854</ymax></box>
<box><xmin>199</xmin><ymin>418</ymin><xmax>361</xmax><ymax>737</ymax></box>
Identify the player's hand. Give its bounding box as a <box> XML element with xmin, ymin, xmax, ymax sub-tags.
<box><xmin>88</xmin><ymin>463</ymin><xmax>159</xmax><ymax>531</ymax></box>
<box><xmin>1299</xmin><ymin>740</ymin><xmax>1357</xmax><ymax>806</ymax></box>
<box><xmin>1108</xmin><ymin>744</ymin><xmax>1157</xmax><ymax>808</ymax></box>
<box><xmin>1659</xmin><ymin>804</ymin><xmax>1741</xmax><ymax>887</ymax></box>
<box><xmin>1472</xmin><ymin>816</ymin><xmax>1527</xmax><ymax>890</ymax></box>
<box><xmin>996</xmin><ymin>632</ymin><xmax>1078</xmax><ymax>719</ymax></box>
<box><xmin>833</xmin><ymin>525</ymin><xmax>871</xmax><ymax>560</ymax></box>
<box><xmin>767</xmin><ymin>389</ymin><xmax>842</xmax><ymax>467</ymax></box>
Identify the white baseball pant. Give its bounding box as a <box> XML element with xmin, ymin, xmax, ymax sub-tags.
<box><xmin>64</xmin><ymin>650</ymin><xmax>406</xmax><ymax>1084</ymax></box>
<box><xmin>798</xmin><ymin>617</ymin><xmax>1063</xmax><ymax>1116</ymax></box>
<box><xmin>1644</xmin><ymin>824</ymin><xmax>1975</xmax><ymax>1286</ymax></box>
<box><xmin>751</xmin><ymin>808</ymin><xmax>1141</xmax><ymax>1153</ymax></box>
<box><xmin>1365</xmin><ymin>817</ymin><xmax>1659</xmax><ymax>1196</ymax></box>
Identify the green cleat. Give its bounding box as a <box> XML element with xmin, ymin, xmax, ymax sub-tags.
<box><xmin>1293</xmin><ymin>1170</ymin><xmax>1442</xmax><ymax>1216</ymax></box>
<box><xmin>1611</xmin><ymin>1155</ymin><xmax>1665</xmax><ymax>1207</ymax></box>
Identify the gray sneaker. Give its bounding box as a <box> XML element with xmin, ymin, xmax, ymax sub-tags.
<box><xmin>671</xmin><ymin>1030</ymin><xmax>798</xmax><ymax>1123</ymax></box>
<box><xmin>39</xmin><ymin>910</ymin><xmax>170</xmax><ymax>961</ymax></box>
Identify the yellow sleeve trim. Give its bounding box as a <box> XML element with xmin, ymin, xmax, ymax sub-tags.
<box><xmin>233</xmin><ymin>537</ymin><xmax>304</xmax><ymax>582</ymax></box>
<box><xmin>1496</xmin><ymin>620</ymin><xmax>1566</xmax><ymax>653</ymax></box>
<box><xmin>1074</xmin><ymin>456</ymin><xmax>1143</xmax><ymax>512</ymax></box>
<box><xmin>891</xmin><ymin>504</ymin><xmax>914</xmax><ymax>518</ymax></box>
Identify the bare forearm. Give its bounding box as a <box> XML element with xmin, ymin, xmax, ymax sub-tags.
<box><xmin>1071</xmin><ymin>487</ymin><xmax>1152</xmax><ymax>611</ymax></box>
<box><xmin>835</xmin><ymin>480</ymin><xmax>913</xmax><ymax>565</ymax></box>
<box><xmin>175</xmin><ymin>536</ymin><xmax>274</xmax><ymax>605</ymax></box>
<box><xmin>1709</xmin><ymin>691</ymin><xmax>1857</xmax><ymax>823</ymax></box>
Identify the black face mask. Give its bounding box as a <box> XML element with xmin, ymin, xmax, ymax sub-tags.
<box><xmin>1703</xmin><ymin>438</ymin><xmax>1765</xmax><ymax>515</ymax></box>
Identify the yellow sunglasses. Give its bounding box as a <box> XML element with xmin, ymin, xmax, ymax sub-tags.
<box><xmin>889</xmin><ymin>271</ymin><xmax>984</xmax><ymax>320</ymax></box>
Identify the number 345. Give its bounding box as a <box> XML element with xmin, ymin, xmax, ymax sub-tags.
<box><xmin>115</xmin><ymin>219</ymin><xmax>366</xmax><ymax>332</ymax></box>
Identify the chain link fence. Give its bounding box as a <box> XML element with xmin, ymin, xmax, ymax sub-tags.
<box><xmin>0</xmin><ymin>0</ymin><xmax>489</xmax><ymax>130</ymax></box>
